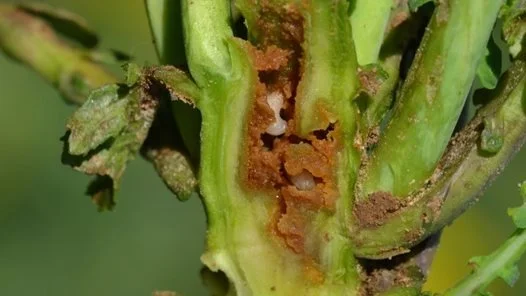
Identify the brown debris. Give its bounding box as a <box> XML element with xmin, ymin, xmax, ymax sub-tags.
<box><xmin>366</xmin><ymin>126</ymin><xmax>381</xmax><ymax>148</ymax></box>
<box><xmin>425</xmin><ymin>196</ymin><xmax>443</xmax><ymax>223</ymax></box>
<box><xmin>283</xmin><ymin>143</ymin><xmax>330</xmax><ymax>177</ymax></box>
<box><xmin>358</xmin><ymin>235</ymin><xmax>438</xmax><ymax>296</ymax></box>
<box><xmin>403</xmin><ymin>228</ymin><xmax>425</xmax><ymax>245</ymax></box>
<box><xmin>354</xmin><ymin>192</ymin><xmax>405</xmax><ymax>228</ymax></box>
<box><xmin>358</xmin><ymin>67</ymin><xmax>384</xmax><ymax>97</ymax></box>
<box><xmin>254</xmin><ymin>45</ymin><xmax>291</xmax><ymax>72</ymax></box>
<box><xmin>303</xmin><ymin>258</ymin><xmax>325</xmax><ymax>285</ymax></box>
<box><xmin>361</xmin><ymin>266</ymin><xmax>414</xmax><ymax>296</ymax></box>
<box><xmin>282</xmin><ymin>185</ymin><xmax>324</xmax><ymax>209</ymax></box>
<box><xmin>276</xmin><ymin>203</ymin><xmax>306</xmax><ymax>253</ymax></box>
<box><xmin>254</xmin><ymin>2</ymin><xmax>304</xmax><ymax>49</ymax></box>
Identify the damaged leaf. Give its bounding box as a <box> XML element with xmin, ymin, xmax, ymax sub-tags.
<box><xmin>141</xmin><ymin>89</ymin><xmax>199</xmax><ymax>201</ymax></box>
<box><xmin>146</xmin><ymin>148</ymin><xmax>198</xmax><ymax>201</ymax></box>
<box><xmin>63</xmin><ymin>83</ymin><xmax>159</xmax><ymax>210</ymax></box>
<box><xmin>62</xmin><ymin>64</ymin><xmax>200</xmax><ymax>209</ymax></box>
<box><xmin>149</xmin><ymin>65</ymin><xmax>201</xmax><ymax>106</ymax></box>
<box><xmin>66</xmin><ymin>85</ymin><xmax>129</xmax><ymax>155</ymax></box>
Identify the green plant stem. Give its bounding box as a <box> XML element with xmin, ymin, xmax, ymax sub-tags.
<box><xmin>350</xmin><ymin>0</ymin><xmax>393</xmax><ymax>66</ymax></box>
<box><xmin>295</xmin><ymin>1</ymin><xmax>361</xmax><ymax>293</ymax></box>
<box><xmin>444</xmin><ymin>229</ymin><xmax>526</xmax><ymax>295</ymax></box>
<box><xmin>359</xmin><ymin>2</ymin><xmax>420</xmax><ymax>135</ymax></box>
<box><xmin>181</xmin><ymin>0</ymin><xmax>232</xmax><ymax>86</ymax></box>
<box><xmin>190</xmin><ymin>0</ymin><xmax>363</xmax><ymax>294</ymax></box>
<box><xmin>0</xmin><ymin>4</ymin><xmax>116</xmax><ymax>104</ymax></box>
<box><xmin>360</xmin><ymin>0</ymin><xmax>503</xmax><ymax>198</ymax></box>
<box><xmin>352</xmin><ymin>59</ymin><xmax>526</xmax><ymax>259</ymax></box>
<box><xmin>295</xmin><ymin>0</ymin><xmax>359</xmax><ymax>135</ymax></box>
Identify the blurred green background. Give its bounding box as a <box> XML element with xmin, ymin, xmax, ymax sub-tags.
<box><xmin>0</xmin><ymin>0</ymin><xmax>525</xmax><ymax>295</ymax></box>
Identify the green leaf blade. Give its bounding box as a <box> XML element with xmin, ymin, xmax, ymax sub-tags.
<box><xmin>498</xmin><ymin>264</ymin><xmax>520</xmax><ymax>287</ymax></box>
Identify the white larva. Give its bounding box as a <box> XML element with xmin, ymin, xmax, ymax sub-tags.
<box><xmin>290</xmin><ymin>170</ymin><xmax>315</xmax><ymax>191</ymax></box>
<box><xmin>265</xmin><ymin>92</ymin><xmax>287</xmax><ymax>136</ymax></box>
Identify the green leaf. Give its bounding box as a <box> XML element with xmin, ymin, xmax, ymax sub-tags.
<box><xmin>476</xmin><ymin>34</ymin><xmax>502</xmax><ymax>90</ymax></box>
<box><xmin>63</xmin><ymin>84</ymin><xmax>159</xmax><ymax>210</ymax></box>
<box><xmin>498</xmin><ymin>264</ymin><xmax>520</xmax><ymax>286</ymax></box>
<box><xmin>18</xmin><ymin>3</ymin><xmax>98</xmax><ymax>48</ymax></box>
<box><xmin>408</xmin><ymin>0</ymin><xmax>435</xmax><ymax>12</ymax></box>
<box><xmin>509</xmin><ymin>181</ymin><xmax>526</xmax><ymax>228</ymax></box>
<box><xmin>508</xmin><ymin>205</ymin><xmax>526</xmax><ymax>228</ymax></box>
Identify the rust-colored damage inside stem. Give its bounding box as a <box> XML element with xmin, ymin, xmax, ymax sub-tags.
<box><xmin>240</xmin><ymin>3</ymin><xmax>340</xmax><ymax>259</ymax></box>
